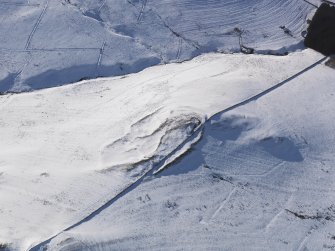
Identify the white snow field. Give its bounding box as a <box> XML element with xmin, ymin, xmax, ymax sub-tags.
<box><xmin>1</xmin><ymin>0</ymin><xmax>335</xmax><ymax>250</ymax></box>
<box><xmin>0</xmin><ymin>0</ymin><xmax>319</xmax><ymax>92</ymax></box>
<box><xmin>1</xmin><ymin>48</ymin><xmax>334</xmax><ymax>250</ymax></box>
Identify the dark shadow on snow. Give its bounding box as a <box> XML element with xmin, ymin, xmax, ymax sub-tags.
<box><xmin>158</xmin><ymin>115</ymin><xmax>303</xmax><ymax>178</ymax></box>
<box><xmin>0</xmin><ymin>73</ymin><xmax>19</xmax><ymax>93</ymax></box>
<box><xmin>0</xmin><ymin>57</ymin><xmax>160</xmax><ymax>93</ymax></box>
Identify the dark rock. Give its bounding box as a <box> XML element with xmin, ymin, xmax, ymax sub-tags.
<box><xmin>304</xmin><ymin>3</ymin><xmax>335</xmax><ymax>55</ymax></box>
<box><xmin>240</xmin><ymin>45</ymin><xmax>254</xmax><ymax>54</ymax></box>
<box><xmin>326</xmin><ymin>56</ymin><xmax>335</xmax><ymax>69</ymax></box>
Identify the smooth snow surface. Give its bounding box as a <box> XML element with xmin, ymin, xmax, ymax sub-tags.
<box><xmin>1</xmin><ymin>48</ymin><xmax>334</xmax><ymax>251</ymax></box>
<box><xmin>0</xmin><ymin>0</ymin><xmax>319</xmax><ymax>92</ymax></box>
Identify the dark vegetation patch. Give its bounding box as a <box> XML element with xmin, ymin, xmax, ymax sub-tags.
<box><xmin>304</xmin><ymin>3</ymin><xmax>335</xmax><ymax>55</ymax></box>
<box><xmin>286</xmin><ymin>209</ymin><xmax>323</xmax><ymax>220</ymax></box>
<box><xmin>286</xmin><ymin>205</ymin><xmax>335</xmax><ymax>221</ymax></box>
<box><xmin>0</xmin><ymin>243</ymin><xmax>8</xmax><ymax>250</ymax></box>
<box><xmin>165</xmin><ymin>200</ymin><xmax>178</xmax><ymax>210</ymax></box>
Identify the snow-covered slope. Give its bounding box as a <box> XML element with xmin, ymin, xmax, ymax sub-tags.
<box><xmin>1</xmin><ymin>1</ymin><xmax>334</xmax><ymax>250</ymax></box>
<box><xmin>48</xmin><ymin>55</ymin><xmax>335</xmax><ymax>251</ymax></box>
<box><xmin>0</xmin><ymin>0</ymin><xmax>319</xmax><ymax>92</ymax></box>
<box><xmin>0</xmin><ymin>48</ymin><xmax>333</xmax><ymax>250</ymax></box>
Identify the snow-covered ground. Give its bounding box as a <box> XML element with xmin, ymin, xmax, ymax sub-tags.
<box><xmin>1</xmin><ymin>48</ymin><xmax>334</xmax><ymax>250</ymax></box>
<box><xmin>51</xmin><ymin>52</ymin><xmax>335</xmax><ymax>251</ymax></box>
<box><xmin>1</xmin><ymin>0</ymin><xmax>335</xmax><ymax>250</ymax></box>
<box><xmin>0</xmin><ymin>0</ymin><xmax>320</xmax><ymax>92</ymax></box>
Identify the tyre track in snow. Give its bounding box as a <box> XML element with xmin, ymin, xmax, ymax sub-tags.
<box><xmin>96</xmin><ymin>41</ymin><xmax>106</xmax><ymax>76</ymax></box>
<box><xmin>98</xmin><ymin>0</ymin><xmax>107</xmax><ymax>12</ymax></box>
<box><xmin>302</xmin><ymin>0</ymin><xmax>318</xmax><ymax>8</ymax></box>
<box><xmin>211</xmin><ymin>187</ymin><xmax>238</xmax><ymax>219</ymax></box>
<box><xmin>176</xmin><ymin>38</ymin><xmax>183</xmax><ymax>61</ymax></box>
<box><xmin>27</xmin><ymin>55</ymin><xmax>327</xmax><ymax>251</ymax></box>
<box><xmin>137</xmin><ymin>0</ymin><xmax>147</xmax><ymax>22</ymax></box>
<box><xmin>0</xmin><ymin>93</ymin><xmax>13</xmax><ymax>106</ymax></box>
<box><xmin>25</xmin><ymin>0</ymin><xmax>49</xmax><ymax>50</ymax></box>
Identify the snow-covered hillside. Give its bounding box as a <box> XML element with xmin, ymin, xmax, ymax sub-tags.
<box><xmin>52</xmin><ymin>53</ymin><xmax>335</xmax><ymax>251</ymax></box>
<box><xmin>0</xmin><ymin>0</ymin><xmax>318</xmax><ymax>92</ymax></box>
<box><xmin>1</xmin><ymin>48</ymin><xmax>334</xmax><ymax>250</ymax></box>
<box><xmin>1</xmin><ymin>0</ymin><xmax>335</xmax><ymax>250</ymax></box>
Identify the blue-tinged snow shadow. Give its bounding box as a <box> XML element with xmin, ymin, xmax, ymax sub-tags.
<box><xmin>158</xmin><ymin>114</ymin><xmax>303</xmax><ymax>177</ymax></box>
<box><xmin>0</xmin><ymin>57</ymin><xmax>160</xmax><ymax>92</ymax></box>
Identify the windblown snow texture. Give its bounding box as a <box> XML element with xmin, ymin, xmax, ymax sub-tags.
<box><xmin>0</xmin><ymin>48</ymin><xmax>331</xmax><ymax>251</ymax></box>
<box><xmin>0</xmin><ymin>1</ymin><xmax>334</xmax><ymax>251</ymax></box>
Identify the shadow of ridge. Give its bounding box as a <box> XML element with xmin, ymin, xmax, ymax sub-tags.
<box><xmin>156</xmin><ymin>115</ymin><xmax>255</xmax><ymax>177</ymax></box>
<box><xmin>0</xmin><ymin>73</ymin><xmax>18</xmax><ymax>93</ymax></box>
<box><xmin>0</xmin><ymin>57</ymin><xmax>161</xmax><ymax>93</ymax></box>
<box><xmin>158</xmin><ymin>116</ymin><xmax>303</xmax><ymax>178</ymax></box>
<box><xmin>258</xmin><ymin>136</ymin><xmax>303</xmax><ymax>162</ymax></box>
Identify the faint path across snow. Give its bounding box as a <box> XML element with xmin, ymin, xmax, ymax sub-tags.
<box><xmin>96</xmin><ymin>41</ymin><xmax>106</xmax><ymax>76</ymax></box>
<box><xmin>0</xmin><ymin>2</ymin><xmax>40</xmax><ymax>7</ymax></box>
<box><xmin>25</xmin><ymin>0</ymin><xmax>49</xmax><ymax>50</ymax></box>
<box><xmin>137</xmin><ymin>0</ymin><xmax>147</xmax><ymax>22</ymax></box>
<box><xmin>210</xmin><ymin>187</ymin><xmax>238</xmax><ymax>221</ymax></box>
